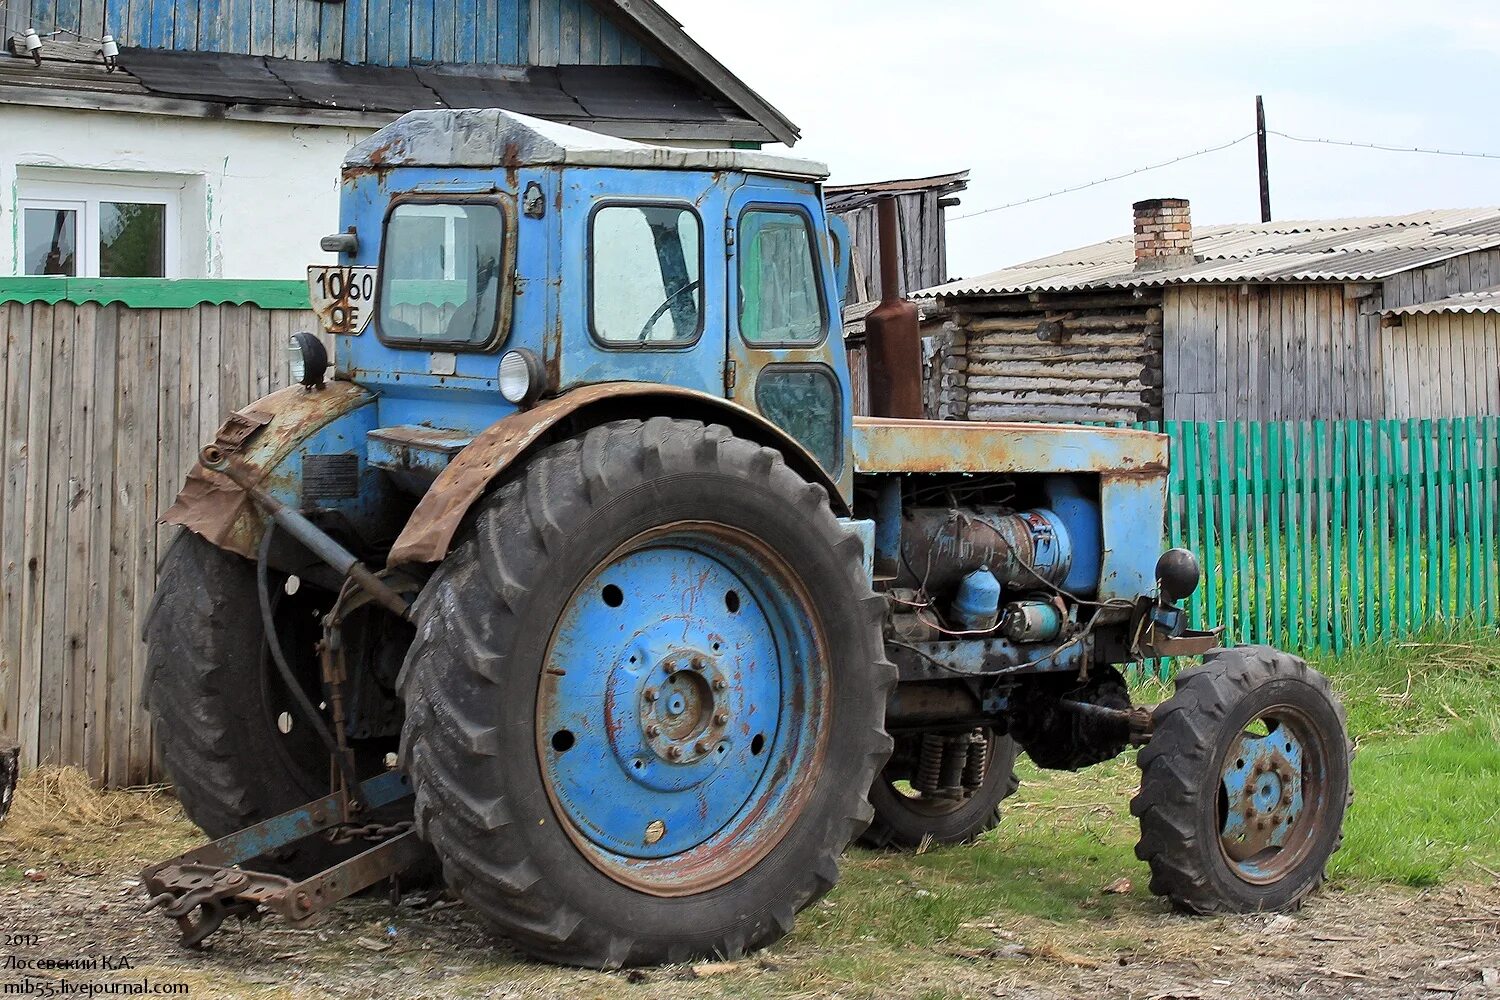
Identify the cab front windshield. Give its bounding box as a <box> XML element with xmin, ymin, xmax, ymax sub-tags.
<box><xmin>377</xmin><ymin>201</ymin><xmax>507</xmax><ymax>348</ymax></box>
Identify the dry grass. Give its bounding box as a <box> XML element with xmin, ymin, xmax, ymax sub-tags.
<box><xmin>0</xmin><ymin>766</ymin><xmax>198</xmax><ymax>871</ymax></box>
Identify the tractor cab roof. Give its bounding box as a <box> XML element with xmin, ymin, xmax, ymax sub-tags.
<box><xmin>345</xmin><ymin>108</ymin><xmax>829</xmax><ymax>181</ymax></box>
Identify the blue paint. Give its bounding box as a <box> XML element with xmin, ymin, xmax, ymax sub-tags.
<box><xmin>952</xmin><ymin>568</ymin><xmax>1001</xmax><ymax>630</ymax></box>
<box><xmin>1220</xmin><ymin>722</ymin><xmax>1307</xmax><ymax>878</ymax></box>
<box><xmin>825</xmin><ymin>213</ymin><xmax>852</xmax><ymax>307</ymax></box>
<box><xmin>872</xmin><ymin>477</ymin><xmax>902</xmax><ymax>578</ymax></box>
<box><xmin>536</xmin><ymin>528</ymin><xmax>824</xmax><ymax>884</ymax></box>
<box><xmin>196</xmin><ymin>770</ymin><xmax>411</xmax><ymax>866</ymax></box>
<box><xmin>837</xmin><ymin>517</ymin><xmax>875</xmax><ymax>583</ymax></box>
<box><xmin>87</xmin><ymin>0</ymin><xmax>658</xmax><ymax>67</ymax></box>
<box><xmin>1044</xmin><ymin>476</ymin><xmax>1101</xmax><ymax>596</ymax></box>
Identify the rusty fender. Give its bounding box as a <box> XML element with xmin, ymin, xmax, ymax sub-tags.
<box><xmin>162</xmin><ymin>381</ymin><xmax>377</xmax><ymax>560</ymax></box>
<box><xmin>387</xmin><ymin>383</ymin><xmax>846</xmax><ymax>567</ymax></box>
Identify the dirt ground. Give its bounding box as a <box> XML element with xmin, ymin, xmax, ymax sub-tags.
<box><xmin>0</xmin><ymin>852</ymin><xmax>1495</xmax><ymax>998</ymax></box>
<box><xmin>1</xmin><ymin>769</ymin><xmax>1496</xmax><ymax>999</ymax></box>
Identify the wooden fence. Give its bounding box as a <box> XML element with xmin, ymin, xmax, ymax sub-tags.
<box><xmin>1158</xmin><ymin>418</ymin><xmax>1500</xmax><ymax>653</ymax></box>
<box><xmin>0</xmin><ymin>298</ymin><xmax>315</xmax><ymax>786</ymax></box>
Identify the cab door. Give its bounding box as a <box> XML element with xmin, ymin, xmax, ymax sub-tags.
<box><xmin>725</xmin><ymin>182</ymin><xmax>854</xmax><ymax>500</ymax></box>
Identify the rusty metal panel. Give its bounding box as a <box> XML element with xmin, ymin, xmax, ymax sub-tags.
<box><xmin>851</xmin><ymin>416</ymin><xmax>1168</xmax><ymax>476</ymax></box>
<box><xmin>161</xmin><ymin>381</ymin><xmax>378</xmax><ymax>560</ymax></box>
<box><xmin>387</xmin><ymin>383</ymin><xmax>847</xmax><ymax>567</ymax></box>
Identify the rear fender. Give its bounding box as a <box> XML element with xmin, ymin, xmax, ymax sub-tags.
<box><xmin>163</xmin><ymin>381</ymin><xmax>401</xmax><ymax>559</ymax></box>
<box><xmin>387</xmin><ymin>383</ymin><xmax>849</xmax><ymax>567</ymax></box>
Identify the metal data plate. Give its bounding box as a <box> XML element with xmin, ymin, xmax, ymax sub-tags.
<box><xmin>308</xmin><ymin>265</ymin><xmax>377</xmax><ymax>336</ymax></box>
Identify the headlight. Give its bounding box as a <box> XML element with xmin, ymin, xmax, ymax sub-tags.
<box><xmin>288</xmin><ymin>332</ymin><xmax>329</xmax><ymax>388</ymax></box>
<box><xmin>499</xmin><ymin>349</ymin><xmax>545</xmax><ymax>406</ymax></box>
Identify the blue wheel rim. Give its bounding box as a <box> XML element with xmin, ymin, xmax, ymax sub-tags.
<box><xmin>537</xmin><ymin>522</ymin><xmax>829</xmax><ymax>896</ymax></box>
<box><xmin>1217</xmin><ymin>705</ymin><xmax>1327</xmax><ymax>883</ymax></box>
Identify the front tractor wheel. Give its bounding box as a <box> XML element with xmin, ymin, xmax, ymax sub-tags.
<box><xmin>398</xmin><ymin>418</ymin><xmax>894</xmax><ymax>968</ymax></box>
<box><xmin>1131</xmin><ymin>646</ymin><xmax>1353</xmax><ymax>914</ymax></box>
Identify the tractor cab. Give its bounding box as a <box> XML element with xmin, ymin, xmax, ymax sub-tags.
<box><xmin>314</xmin><ymin>109</ymin><xmax>852</xmax><ymax>499</ymax></box>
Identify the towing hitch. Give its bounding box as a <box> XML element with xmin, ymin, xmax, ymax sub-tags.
<box><xmin>141</xmin><ymin>770</ymin><xmax>423</xmax><ymax>949</ymax></box>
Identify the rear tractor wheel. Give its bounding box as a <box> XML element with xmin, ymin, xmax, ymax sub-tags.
<box><xmin>398</xmin><ymin>418</ymin><xmax>894</xmax><ymax>968</ymax></box>
<box><xmin>861</xmin><ymin>730</ymin><xmax>1019</xmax><ymax>849</ymax></box>
<box><xmin>1132</xmin><ymin>645</ymin><xmax>1353</xmax><ymax>913</ymax></box>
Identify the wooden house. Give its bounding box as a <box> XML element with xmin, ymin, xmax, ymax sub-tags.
<box><xmin>923</xmin><ymin>200</ymin><xmax>1500</xmax><ymax>423</ymax></box>
<box><xmin>0</xmin><ymin>0</ymin><xmax>799</xmax><ymax>279</ymax></box>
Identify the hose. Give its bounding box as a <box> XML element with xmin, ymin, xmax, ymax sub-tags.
<box><xmin>257</xmin><ymin>522</ymin><xmax>361</xmax><ymax>794</ymax></box>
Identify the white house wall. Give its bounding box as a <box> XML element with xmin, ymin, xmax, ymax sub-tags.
<box><xmin>1</xmin><ymin>105</ymin><xmax>375</xmax><ymax>280</ymax></box>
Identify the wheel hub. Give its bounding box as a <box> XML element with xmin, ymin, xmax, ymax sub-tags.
<box><xmin>1221</xmin><ymin>723</ymin><xmax>1307</xmax><ymax>873</ymax></box>
<box><xmin>640</xmin><ymin>651</ymin><xmax>730</xmax><ymax>763</ymax></box>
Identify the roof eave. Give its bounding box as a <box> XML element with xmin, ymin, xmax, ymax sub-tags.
<box><xmin>606</xmin><ymin>0</ymin><xmax>801</xmax><ymax>146</ymax></box>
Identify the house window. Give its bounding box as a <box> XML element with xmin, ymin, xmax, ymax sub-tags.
<box><xmin>18</xmin><ymin>176</ymin><xmax>182</xmax><ymax>277</ymax></box>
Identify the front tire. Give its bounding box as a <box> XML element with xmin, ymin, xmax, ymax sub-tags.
<box><xmin>1131</xmin><ymin>645</ymin><xmax>1353</xmax><ymax>913</ymax></box>
<box><xmin>398</xmin><ymin>418</ymin><xmax>894</xmax><ymax>967</ymax></box>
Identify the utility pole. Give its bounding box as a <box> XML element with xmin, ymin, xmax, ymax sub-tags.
<box><xmin>1256</xmin><ymin>95</ymin><xmax>1272</xmax><ymax>222</ymax></box>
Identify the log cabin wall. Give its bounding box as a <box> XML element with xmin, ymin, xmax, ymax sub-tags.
<box><xmin>941</xmin><ymin>290</ymin><xmax>1165</xmax><ymax>423</ymax></box>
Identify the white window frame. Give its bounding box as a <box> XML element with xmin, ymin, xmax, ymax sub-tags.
<box><xmin>18</xmin><ymin>177</ymin><xmax>182</xmax><ymax>278</ymax></box>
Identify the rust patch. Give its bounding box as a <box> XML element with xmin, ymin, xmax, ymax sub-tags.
<box><xmin>161</xmin><ymin>381</ymin><xmax>376</xmax><ymax>559</ymax></box>
<box><xmin>851</xmin><ymin>416</ymin><xmax>1169</xmax><ymax>476</ymax></box>
<box><xmin>387</xmin><ymin>384</ymin><xmax>846</xmax><ymax>567</ymax></box>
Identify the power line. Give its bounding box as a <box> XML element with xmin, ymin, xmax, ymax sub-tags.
<box><xmin>950</xmin><ymin>127</ymin><xmax>1500</xmax><ymax>222</ymax></box>
<box><xmin>949</xmin><ymin>133</ymin><xmax>1256</xmax><ymax>222</ymax></box>
<box><xmin>1268</xmin><ymin>129</ymin><xmax>1500</xmax><ymax>161</ymax></box>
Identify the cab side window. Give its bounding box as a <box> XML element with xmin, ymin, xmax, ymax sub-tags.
<box><xmin>590</xmin><ymin>204</ymin><xmax>703</xmax><ymax>346</ymax></box>
<box><xmin>738</xmin><ymin>209</ymin><xmax>825</xmax><ymax>345</ymax></box>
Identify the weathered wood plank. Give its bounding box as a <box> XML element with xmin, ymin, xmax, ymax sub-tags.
<box><xmin>128</xmin><ymin>310</ymin><xmax>162</xmax><ymax>785</ymax></box>
<box><xmin>83</xmin><ymin>305</ymin><xmax>118</xmax><ymax>781</ymax></box>
<box><xmin>0</xmin><ymin>302</ymin><xmax>27</xmax><ymax>750</ymax></box>
<box><xmin>62</xmin><ymin>303</ymin><xmax>97</xmax><ymax>767</ymax></box>
<box><xmin>17</xmin><ymin>303</ymin><xmax>56</xmax><ymax>770</ymax></box>
<box><xmin>38</xmin><ymin>303</ymin><xmax>75</xmax><ymax>765</ymax></box>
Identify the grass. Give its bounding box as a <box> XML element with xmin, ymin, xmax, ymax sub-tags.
<box><xmin>788</xmin><ymin>624</ymin><xmax>1500</xmax><ymax>959</ymax></box>
<box><xmin>0</xmin><ymin>628</ymin><xmax>1495</xmax><ymax>998</ymax></box>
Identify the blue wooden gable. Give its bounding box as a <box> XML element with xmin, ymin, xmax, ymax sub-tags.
<box><xmin>10</xmin><ymin>0</ymin><xmax>661</xmax><ymax>67</ymax></box>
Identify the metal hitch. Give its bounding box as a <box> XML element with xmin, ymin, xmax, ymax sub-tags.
<box><xmin>141</xmin><ymin>770</ymin><xmax>422</xmax><ymax>949</ymax></box>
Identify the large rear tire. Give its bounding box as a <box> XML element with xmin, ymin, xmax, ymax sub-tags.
<box><xmin>398</xmin><ymin>418</ymin><xmax>894</xmax><ymax>968</ymax></box>
<box><xmin>143</xmin><ymin>532</ymin><xmax>401</xmax><ymax>875</ymax></box>
<box><xmin>1131</xmin><ymin>645</ymin><xmax>1352</xmax><ymax>913</ymax></box>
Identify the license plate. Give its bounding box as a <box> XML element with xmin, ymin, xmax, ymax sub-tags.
<box><xmin>307</xmin><ymin>265</ymin><xmax>377</xmax><ymax>336</ymax></box>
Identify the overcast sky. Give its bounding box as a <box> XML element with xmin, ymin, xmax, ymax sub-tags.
<box><xmin>671</xmin><ymin>0</ymin><xmax>1500</xmax><ymax>283</ymax></box>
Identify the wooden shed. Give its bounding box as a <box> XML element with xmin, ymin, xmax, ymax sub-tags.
<box><xmin>923</xmin><ymin>201</ymin><xmax>1500</xmax><ymax>423</ymax></box>
<box><xmin>827</xmin><ymin>171</ymin><xmax>968</xmax><ymax>418</ymax></box>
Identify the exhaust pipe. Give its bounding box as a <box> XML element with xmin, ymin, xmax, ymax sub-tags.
<box><xmin>864</xmin><ymin>196</ymin><xmax>924</xmax><ymax>418</ymax></box>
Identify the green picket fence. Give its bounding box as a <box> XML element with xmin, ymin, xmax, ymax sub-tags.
<box><xmin>1142</xmin><ymin>417</ymin><xmax>1500</xmax><ymax>654</ymax></box>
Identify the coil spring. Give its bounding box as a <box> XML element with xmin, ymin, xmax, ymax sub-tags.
<box><xmin>938</xmin><ymin>736</ymin><xmax>969</xmax><ymax>794</ymax></box>
<box><xmin>913</xmin><ymin>733</ymin><xmax>946</xmax><ymax>794</ymax></box>
<box><xmin>963</xmin><ymin>729</ymin><xmax>989</xmax><ymax>790</ymax></box>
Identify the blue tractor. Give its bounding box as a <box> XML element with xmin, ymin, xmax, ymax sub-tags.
<box><xmin>140</xmin><ymin>110</ymin><xmax>1352</xmax><ymax>966</ymax></box>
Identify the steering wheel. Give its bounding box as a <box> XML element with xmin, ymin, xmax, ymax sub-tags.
<box><xmin>637</xmin><ymin>280</ymin><xmax>701</xmax><ymax>342</ymax></box>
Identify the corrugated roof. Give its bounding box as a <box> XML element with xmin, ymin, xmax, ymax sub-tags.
<box><xmin>1384</xmin><ymin>285</ymin><xmax>1500</xmax><ymax>318</ymax></box>
<box><xmin>925</xmin><ymin>208</ymin><xmax>1500</xmax><ymax>297</ymax></box>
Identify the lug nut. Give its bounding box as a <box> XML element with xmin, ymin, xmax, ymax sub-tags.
<box><xmin>644</xmin><ymin>687</ymin><xmax>658</xmax><ymax>702</ymax></box>
<box><xmin>646</xmin><ymin>724</ymin><xmax>661</xmax><ymax>738</ymax></box>
<box><xmin>691</xmin><ymin>657</ymin><xmax>706</xmax><ymax>671</ymax></box>
<box><xmin>713</xmin><ymin>710</ymin><xmax>729</xmax><ymax>726</ymax></box>
<box><xmin>695</xmin><ymin>740</ymin><xmax>712</xmax><ymax>754</ymax></box>
<box><xmin>712</xmin><ymin>678</ymin><xmax>727</xmax><ymax>692</ymax></box>
<box><xmin>666</xmin><ymin>745</ymin><xmax>683</xmax><ymax>760</ymax></box>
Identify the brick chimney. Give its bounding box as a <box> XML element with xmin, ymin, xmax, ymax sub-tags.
<box><xmin>1133</xmin><ymin>198</ymin><xmax>1193</xmax><ymax>271</ymax></box>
